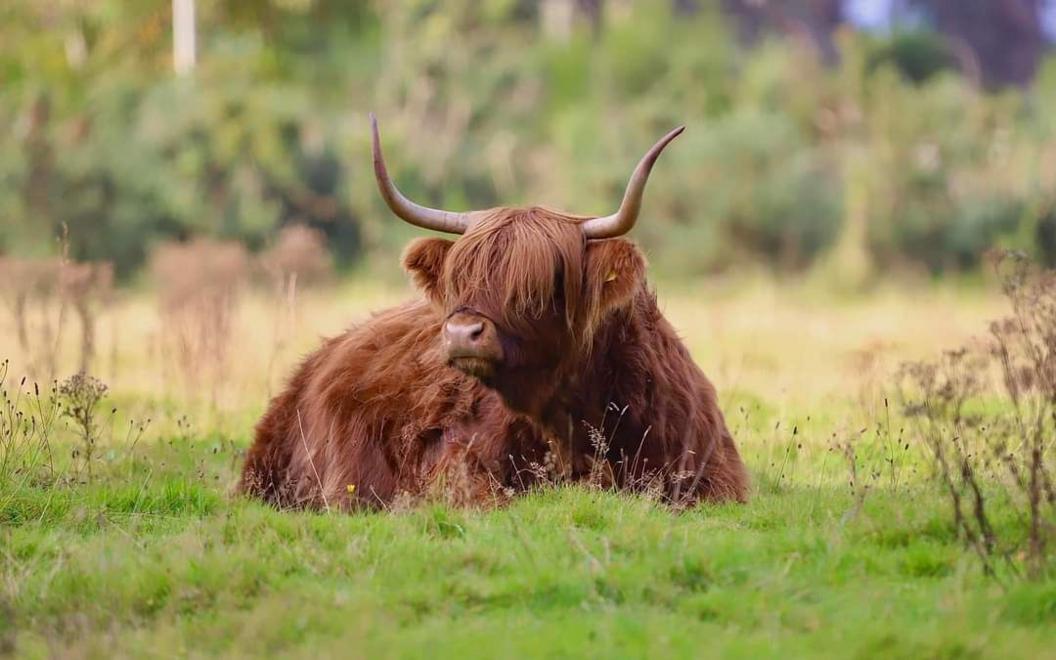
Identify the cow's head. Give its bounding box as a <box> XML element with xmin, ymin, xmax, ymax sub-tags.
<box><xmin>371</xmin><ymin>114</ymin><xmax>682</xmax><ymax>414</ymax></box>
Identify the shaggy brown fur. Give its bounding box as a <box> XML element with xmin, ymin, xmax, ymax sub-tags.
<box><xmin>240</xmin><ymin>207</ymin><xmax>748</xmax><ymax>508</ymax></box>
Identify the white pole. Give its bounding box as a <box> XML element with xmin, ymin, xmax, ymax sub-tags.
<box><xmin>540</xmin><ymin>0</ymin><xmax>574</xmax><ymax>43</ymax></box>
<box><xmin>173</xmin><ymin>0</ymin><xmax>196</xmax><ymax>75</ymax></box>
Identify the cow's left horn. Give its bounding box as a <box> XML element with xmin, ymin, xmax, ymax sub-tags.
<box><xmin>371</xmin><ymin>113</ymin><xmax>471</xmax><ymax>235</ymax></box>
<box><xmin>580</xmin><ymin>126</ymin><xmax>685</xmax><ymax>239</ymax></box>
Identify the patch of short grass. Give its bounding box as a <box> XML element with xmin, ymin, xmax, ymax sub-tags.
<box><xmin>2</xmin><ymin>436</ymin><xmax>1054</xmax><ymax>658</ymax></box>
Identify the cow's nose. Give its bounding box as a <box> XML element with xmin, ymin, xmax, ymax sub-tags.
<box><xmin>443</xmin><ymin>313</ymin><xmax>503</xmax><ymax>364</ymax></box>
<box><xmin>445</xmin><ymin>319</ymin><xmax>484</xmax><ymax>345</ymax></box>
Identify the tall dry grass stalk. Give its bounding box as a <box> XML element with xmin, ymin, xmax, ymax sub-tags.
<box><xmin>60</xmin><ymin>261</ymin><xmax>114</xmax><ymax>374</ymax></box>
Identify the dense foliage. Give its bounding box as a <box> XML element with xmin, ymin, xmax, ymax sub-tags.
<box><xmin>1</xmin><ymin>1</ymin><xmax>1055</xmax><ymax>279</ymax></box>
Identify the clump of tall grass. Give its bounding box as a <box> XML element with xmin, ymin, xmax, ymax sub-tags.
<box><xmin>1</xmin><ymin>363</ymin><xmax>114</xmax><ymax>486</ymax></box>
<box><xmin>2</xmin><ymin>359</ymin><xmax>156</xmax><ymax>495</ymax></box>
<box><xmin>899</xmin><ymin>251</ymin><xmax>1056</xmax><ymax>579</ymax></box>
<box><xmin>0</xmin><ymin>360</ymin><xmax>58</xmax><ymax>485</ymax></box>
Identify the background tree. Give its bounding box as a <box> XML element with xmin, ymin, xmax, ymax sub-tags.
<box><xmin>912</xmin><ymin>0</ymin><xmax>1046</xmax><ymax>87</ymax></box>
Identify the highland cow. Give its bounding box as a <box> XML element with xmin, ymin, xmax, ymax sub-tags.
<box><xmin>239</xmin><ymin>115</ymin><xmax>749</xmax><ymax>508</ymax></box>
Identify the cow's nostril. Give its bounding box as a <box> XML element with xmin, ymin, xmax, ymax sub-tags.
<box><xmin>444</xmin><ymin>315</ymin><xmax>502</xmax><ymax>366</ymax></box>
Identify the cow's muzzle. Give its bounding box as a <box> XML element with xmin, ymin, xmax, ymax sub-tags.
<box><xmin>443</xmin><ymin>312</ymin><xmax>503</xmax><ymax>378</ymax></box>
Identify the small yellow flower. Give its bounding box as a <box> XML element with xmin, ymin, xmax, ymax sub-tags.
<box><xmin>346</xmin><ymin>484</ymin><xmax>356</xmax><ymax>495</ymax></box>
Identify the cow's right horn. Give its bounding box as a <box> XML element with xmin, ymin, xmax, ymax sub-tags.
<box><xmin>371</xmin><ymin>113</ymin><xmax>471</xmax><ymax>235</ymax></box>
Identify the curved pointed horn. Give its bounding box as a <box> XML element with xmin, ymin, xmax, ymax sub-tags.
<box><xmin>371</xmin><ymin>113</ymin><xmax>471</xmax><ymax>235</ymax></box>
<box><xmin>580</xmin><ymin>125</ymin><xmax>685</xmax><ymax>239</ymax></box>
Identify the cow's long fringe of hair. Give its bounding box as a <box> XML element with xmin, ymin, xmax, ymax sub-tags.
<box><xmin>442</xmin><ymin>207</ymin><xmax>588</xmax><ymax>336</ymax></box>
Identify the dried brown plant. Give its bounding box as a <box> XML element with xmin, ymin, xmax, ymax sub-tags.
<box><xmin>0</xmin><ymin>255</ymin><xmax>114</xmax><ymax>380</ymax></box>
<box><xmin>258</xmin><ymin>225</ymin><xmax>332</xmax><ymax>394</ymax></box>
<box><xmin>0</xmin><ymin>257</ymin><xmax>60</xmax><ymax>373</ymax></box>
<box><xmin>259</xmin><ymin>224</ymin><xmax>333</xmax><ymax>290</ymax></box>
<box><xmin>56</xmin><ymin>371</ymin><xmax>109</xmax><ymax>479</ymax></box>
<box><xmin>0</xmin><ymin>256</ymin><xmax>63</xmax><ymax>379</ymax></box>
<box><xmin>898</xmin><ymin>251</ymin><xmax>1056</xmax><ymax>579</ymax></box>
<box><xmin>150</xmin><ymin>238</ymin><xmax>248</xmax><ymax>402</ymax></box>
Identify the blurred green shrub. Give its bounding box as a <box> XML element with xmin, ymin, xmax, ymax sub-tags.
<box><xmin>868</xmin><ymin>31</ymin><xmax>958</xmax><ymax>84</ymax></box>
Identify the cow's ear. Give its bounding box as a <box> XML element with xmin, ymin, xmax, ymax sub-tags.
<box><xmin>584</xmin><ymin>238</ymin><xmax>647</xmax><ymax>323</ymax></box>
<box><xmin>402</xmin><ymin>237</ymin><xmax>453</xmax><ymax>301</ymax></box>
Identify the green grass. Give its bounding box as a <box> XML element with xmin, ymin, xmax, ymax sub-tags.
<box><xmin>3</xmin><ymin>432</ymin><xmax>1054</xmax><ymax>659</ymax></box>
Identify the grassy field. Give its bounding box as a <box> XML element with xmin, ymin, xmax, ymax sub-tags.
<box><xmin>2</xmin><ymin>277</ymin><xmax>1055</xmax><ymax>658</ymax></box>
